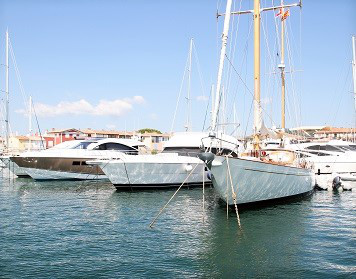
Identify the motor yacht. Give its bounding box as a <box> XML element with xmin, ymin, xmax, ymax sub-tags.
<box><xmin>290</xmin><ymin>140</ymin><xmax>356</xmax><ymax>190</ymax></box>
<box><xmin>10</xmin><ymin>138</ymin><xmax>146</xmax><ymax>180</ymax></box>
<box><xmin>88</xmin><ymin>132</ymin><xmax>241</xmax><ymax>189</ymax></box>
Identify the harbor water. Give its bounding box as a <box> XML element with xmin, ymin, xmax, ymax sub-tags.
<box><xmin>0</xmin><ymin>178</ymin><xmax>355</xmax><ymax>278</ymax></box>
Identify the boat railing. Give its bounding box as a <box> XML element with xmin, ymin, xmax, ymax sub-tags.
<box><xmin>200</xmin><ymin>135</ymin><xmax>239</xmax><ymax>157</ymax></box>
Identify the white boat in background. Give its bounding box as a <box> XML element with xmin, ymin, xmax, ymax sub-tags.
<box><xmin>199</xmin><ymin>0</ymin><xmax>314</xmax><ymax>207</ymax></box>
<box><xmin>89</xmin><ymin>132</ymin><xmax>241</xmax><ymax>189</ymax></box>
<box><xmin>10</xmin><ymin>138</ymin><xmax>147</xmax><ymax>180</ymax></box>
<box><xmin>290</xmin><ymin>140</ymin><xmax>356</xmax><ymax>190</ymax></box>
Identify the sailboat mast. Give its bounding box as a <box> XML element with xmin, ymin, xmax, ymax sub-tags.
<box><xmin>280</xmin><ymin>0</ymin><xmax>286</xmax><ymax>129</ymax></box>
<box><xmin>253</xmin><ymin>0</ymin><xmax>261</xmax><ymax>141</ymax></box>
<box><xmin>28</xmin><ymin>96</ymin><xmax>32</xmax><ymax>151</ymax></box>
<box><xmin>5</xmin><ymin>30</ymin><xmax>9</xmax><ymax>152</ymax></box>
<box><xmin>211</xmin><ymin>0</ymin><xmax>233</xmax><ymax>131</ymax></box>
<box><xmin>352</xmin><ymin>35</ymin><xmax>356</xmax><ymax>142</ymax></box>
<box><xmin>186</xmin><ymin>38</ymin><xmax>193</xmax><ymax>132</ymax></box>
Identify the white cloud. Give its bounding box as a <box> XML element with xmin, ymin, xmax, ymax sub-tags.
<box><xmin>16</xmin><ymin>96</ymin><xmax>145</xmax><ymax>117</ymax></box>
<box><xmin>196</xmin><ymin>95</ymin><xmax>209</xmax><ymax>102</ymax></box>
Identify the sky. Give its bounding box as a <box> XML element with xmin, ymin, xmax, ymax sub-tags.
<box><xmin>0</xmin><ymin>0</ymin><xmax>355</xmax><ymax>136</ymax></box>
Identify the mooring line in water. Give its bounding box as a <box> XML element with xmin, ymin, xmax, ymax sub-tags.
<box><xmin>149</xmin><ymin>163</ymin><xmax>199</xmax><ymax>229</ymax></box>
<box><xmin>226</xmin><ymin>156</ymin><xmax>242</xmax><ymax>230</ymax></box>
<box><xmin>226</xmin><ymin>164</ymin><xmax>229</xmax><ymax>219</ymax></box>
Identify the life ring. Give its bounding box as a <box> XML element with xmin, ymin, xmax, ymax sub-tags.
<box><xmin>261</xmin><ymin>150</ymin><xmax>267</xmax><ymax>157</ymax></box>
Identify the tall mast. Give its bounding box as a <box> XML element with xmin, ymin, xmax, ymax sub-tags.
<box><xmin>211</xmin><ymin>0</ymin><xmax>233</xmax><ymax>131</ymax></box>
<box><xmin>28</xmin><ymin>96</ymin><xmax>32</xmax><ymax>151</ymax></box>
<box><xmin>210</xmin><ymin>84</ymin><xmax>215</xmax><ymax>129</ymax></box>
<box><xmin>352</xmin><ymin>36</ymin><xmax>356</xmax><ymax>142</ymax></box>
<box><xmin>186</xmin><ymin>38</ymin><xmax>193</xmax><ymax>132</ymax></box>
<box><xmin>253</xmin><ymin>0</ymin><xmax>261</xmax><ymax>142</ymax></box>
<box><xmin>279</xmin><ymin>0</ymin><xmax>286</xmax><ymax>129</ymax></box>
<box><xmin>5</xmin><ymin>30</ymin><xmax>9</xmax><ymax>152</ymax></box>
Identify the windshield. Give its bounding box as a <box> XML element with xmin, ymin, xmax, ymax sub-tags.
<box><xmin>306</xmin><ymin>145</ymin><xmax>344</xmax><ymax>153</ymax></box>
<box><xmin>73</xmin><ymin>141</ymin><xmax>97</xmax><ymax>149</ymax></box>
<box><xmin>335</xmin><ymin>145</ymin><xmax>353</xmax><ymax>151</ymax></box>
<box><xmin>49</xmin><ymin>141</ymin><xmax>82</xmax><ymax>150</ymax></box>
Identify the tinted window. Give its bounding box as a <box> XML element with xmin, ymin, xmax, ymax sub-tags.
<box><xmin>162</xmin><ymin>147</ymin><xmax>201</xmax><ymax>156</ymax></box>
<box><xmin>306</xmin><ymin>145</ymin><xmax>343</xmax><ymax>152</ymax></box>
<box><xmin>306</xmin><ymin>145</ymin><xmax>322</xmax><ymax>151</ymax></box>
<box><xmin>73</xmin><ymin>141</ymin><xmax>96</xmax><ymax>149</ymax></box>
<box><xmin>325</xmin><ymin>145</ymin><xmax>343</xmax><ymax>152</ymax></box>
<box><xmin>94</xmin><ymin>143</ymin><xmax>137</xmax><ymax>153</ymax></box>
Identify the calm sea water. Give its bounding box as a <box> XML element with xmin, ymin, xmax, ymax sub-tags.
<box><xmin>0</xmin><ymin>177</ymin><xmax>355</xmax><ymax>278</ymax></box>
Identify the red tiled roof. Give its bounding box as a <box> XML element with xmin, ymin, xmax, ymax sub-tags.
<box><xmin>315</xmin><ymin>127</ymin><xmax>356</xmax><ymax>134</ymax></box>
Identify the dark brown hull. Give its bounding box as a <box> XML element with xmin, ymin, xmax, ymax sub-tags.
<box><xmin>10</xmin><ymin>156</ymin><xmax>105</xmax><ymax>178</ymax></box>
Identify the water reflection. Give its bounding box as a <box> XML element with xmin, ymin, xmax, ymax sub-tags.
<box><xmin>0</xmin><ymin>178</ymin><xmax>355</xmax><ymax>278</ymax></box>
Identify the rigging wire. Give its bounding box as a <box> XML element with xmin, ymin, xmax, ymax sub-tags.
<box><xmin>331</xmin><ymin>67</ymin><xmax>352</xmax><ymax>126</ymax></box>
<box><xmin>9</xmin><ymin>39</ymin><xmax>29</xmax><ymax>114</ymax></box>
<box><xmin>202</xmin><ymin>86</ymin><xmax>212</xmax><ymax>131</ymax></box>
<box><xmin>31</xmin><ymin>98</ymin><xmax>45</xmax><ymax>149</ymax></box>
<box><xmin>170</xmin><ymin>50</ymin><xmax>190</xmax><ymax>134</ymax></box>
<box><xmin>225</xmin><ymin>19</ymin><xmax>253</xmax><ymax>135</ymax></box>
<box><xmin>224</xmin><ymin>54</ymin><xmax>277</xmax><ymax>128</ymax></box>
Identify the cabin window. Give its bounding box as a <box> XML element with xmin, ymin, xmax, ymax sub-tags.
<box><xmin>162</xmin><ymin>147</ymin><xmax>202</xmax><ymax>156</ymax></box>
<box><xmin>349</xmin><ymin>145</ymin><xmax>356</xmax><ymax>151</ymax></box>
<box><xmin>72</xmin><ymin>161</ymin><xmax>80</xmax><ymax>165</ymax></box>
<box><xmin>81</xmin><ymin>161</ymin><xmax>88</xmax><ymax>165</ymax></box>
<box><xmin>73</xmin><ymin>141</ymin><xmax>95</xmax><ymax>149</ymax></box>
<box><xmin>93</xmin><ymin>143</ymin><xmax>138</xmax><ymax>153</ymax></box>
<box><xmin>306</xmin><ymin>145</ymin><xmax>321</xmax><ymax>151</ymax></box>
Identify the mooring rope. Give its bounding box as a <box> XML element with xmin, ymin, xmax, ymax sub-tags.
<box><xmin>149</xmin><ymin>163</ymin><xmax>200</xmax><ymax>228</ymax></box>
<box><xmin>226</xmin><ymin>156</ymin><xmax>242</xmax><ymax>230</ymax></box>
<box><xmin>226</xmin><ymin>164</ymin><xmax>229</xmax><ymax>218</ymax></box>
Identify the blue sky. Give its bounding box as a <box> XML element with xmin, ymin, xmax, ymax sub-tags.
<box><xmin>0</xmin><ymin>0</ymin><xmax>355</xmax><ymax>136</ymax></box>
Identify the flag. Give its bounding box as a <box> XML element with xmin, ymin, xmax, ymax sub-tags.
<box><xmin>275</xmin><ymin>8</ymin><xmax>282</xmax><ymax>17</ymax></box>
<box><xmin>281</xmin><ymin>10</ymin><xmax>290</xmax><ymax>21</ymax></box>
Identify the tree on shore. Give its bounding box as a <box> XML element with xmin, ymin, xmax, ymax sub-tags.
<box><xmin>137</xmin><ymin>128</ymin><xmax>162</xmax><ymax>134</ymax></box>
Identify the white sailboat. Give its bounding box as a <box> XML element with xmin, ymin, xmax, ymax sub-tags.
<box><xmin>0</xmin><ymin>30</ymin><xmax>30</xmax><ymax>178</ymax></box>
<box><xmin>199</xmin><ymin>0</ymin><xmax>314</xmax><ymax>206</ymax></box>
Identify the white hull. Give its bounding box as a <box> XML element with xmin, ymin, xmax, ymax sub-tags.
<box><xmin>95</xmin><ymin>154</ymin><xmax>209</xmax><ymax>188</ymax></box>
<box><xmin>23</xmin><ymin>167</ymin><xmax>107</xmax><ymax>180</ymax></box>
<box><xmin>210</xmin><ymin>156</ymin><xmax>314</xmax><ymax>205</ymax></box>
<box><xmin>311</xmin><ymin>159</ymin><xmax>356</xmax><ymax>175</ymax></box>
<box><xmin>306</xmin><ymin>156</ymin><xmax>356</xmax><ymax>187</ymax></box>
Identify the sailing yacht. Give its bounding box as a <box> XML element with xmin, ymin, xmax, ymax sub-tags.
<box><xmin>199</xmin><ymin>0</ymin><xmax>314</xmax><ymax>206</ymax></box>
